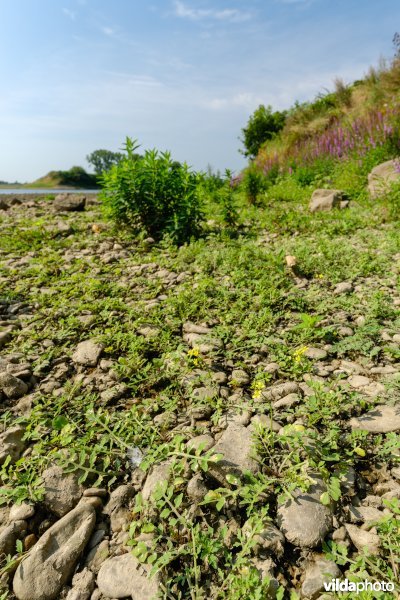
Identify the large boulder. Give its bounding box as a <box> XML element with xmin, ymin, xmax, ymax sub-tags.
<box><xmin>13</xmin><ymin>503</ymin><xmax>96</xmax><ymax>600</ymax></box>
<box><xmin>368</xmin><ymin>159</ymin><xmax>400</xmax><ymax>197</ymax></box>
<box><xmin>309</xmin><ymin>189</ymin><xmax>345</xmax><ymax>213</ymax></box>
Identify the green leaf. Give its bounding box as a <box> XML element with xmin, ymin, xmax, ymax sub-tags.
<box><xmin>52</xmin><ymin>415</ymin><xmax>68</xmax><ymax>430</ymax></box>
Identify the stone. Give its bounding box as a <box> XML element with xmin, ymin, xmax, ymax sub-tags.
<box><xmin>97</xmin><ymin>553</ymin><xmax>160</xmax><ymax>599</ymax></box>
<box><xmin>0</xmin><ymin>329</ymin><xmax>12</xmax><ymax>349</ymax></box>
<box><xmin>142</xmin><ymin>460</ymin><xmax>173</xmax><ymax>501</ymax></box>
<box><xmin>272</xmin><ymin>393</ymin><xmax>301</xmax><ymax>409</ymax></box>
<box><xmin>53</xmin><ymin>194</ymin><xmax>86</xmax><ymax>212</ymax></box>
<box><xmin>72</xmin><ymin>340</ymin><xmax>104</xmax><ymax>367</ymax></box>
<box><xmin>9</xmin><ymin>502</ymin><xmax>35</xmax><ymax>521</ymax></box>
<box><xmin>243</xmin><ymin>519</ymin><xmax>285</xmax><ymax>558</ymax></box>
<box><xmin>187</xmin><ymin>474</ymin><xmax>208</xmax><ymax>503</ymax></box>
<box><xmin>66</xmin><ymin>568</ymin><xmax>96</xmax><ymax>600</ymax></box>
<box><xmin>344</xmin><ymin>524</ymin><xmax>380</xmax><ymax>555</ymax></box>
<box><xmin>347</xmin><ymin>505</ymin><xmax>382</xmax><ymax>525</ymax></box>
<box><xmin>277</xmin><ymin>478</ymin><xmax>333</xmax><ymax>548</ymax></box>
<box><xmin>304</xmin><ymin>348</ymin><xmax>328</xmax><ymax>361</ymax></box>
<box><xmin>309</xmin><ymin>189</ymin><xmax>344</xmax><ymax>212</ymax></box>
<box><xmin>368</xmin><ymin>159</ymin><xmax>400</xmax><ymax>198</ymax></box>
<box><xmin>208</xmin><ymin>422</ymin><xmax>259</xmax><ymax>483</ymax></box>
<box><xmin>186</xmin><ymin>434</ymin><xmax>215</xmax><ymax>453</ymax></box>
<box><xmin>250</xmin><ymin>557</ymin><xmax>279</xmax><ymax>598</ymax></box>
<box><xmin>301</xmin><ymin>557</ymin><xmax>341</xmax><ymax>599</ymax></box>
<box><xmin>350</xmin><ymin>404</ymin><xmax>400</xmax><ymax>433</ymax></box>
<box><xmin>260</xmin><ymin>381</ymin><xmax>300</xmax><ymax>402</ymax></box>
<box><xmin>84</xmin><ymin>540</ymin><xmax>110</xmax><ymax>573</ymax></box>
<box><xmin>138</xmin><ymin>326</ymin><xmax>160</xmax><ymax>339</ymax></box>
<box><xmin>230</xmin><ymin>369</ymin><xmax>250</xmax><ymax>386</ymax></box>
<box><xmin>0</xmin><ymin>198</ymin><xmax>9</xmax><ymax>210</ymax></box>
<box><xmin>13</xmin><ymin>503</ymin><xmax>96</xmax><ymax>600</ymax></box>
<box><xmin>334</xmin><ymin>281</ymin><xmax>353</xmax><ymax>295</ymax></box>
<box><xmin>347</xmin><ymin>375</ymin><xmax>370</xmax><ymax>388</ymax></box>
<box><xmin>0</xmin><ymin>520</ymin><xmax>27</xmax><ymax>556</ymax></box>
<box><xmin>0</xmin><ymin>372</ymin><xmax>28</xmax><ymax>399</ymax></box>
<box><xmin>104</xmin><ymin>485</ymin><xmax>135</xmax><ymax>514</ymax></box>
<box><xmin>42</xmin><ymin>465</ymin><xmax>83</xmax><ymax>517</ymax></box>
<box><xmin>0</xmin><ymin>425</ymin><xmax>26</xmax><ymax>465</ymax></box>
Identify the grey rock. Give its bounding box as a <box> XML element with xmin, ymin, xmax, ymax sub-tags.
<box><xmin>277</xmin><ymin>478</ymin><xmax>333</xmax><ymax>548</ymax></box>
<box><xmin>350</xmin><ymin>404</ymin><xmax>400</xmax><ymax>433</ymax></box>
<box><xmin>84</xmin><ymin>540</ymin><xmax>110</xmax><ymax>574</ymax></box>
<box><xmin>42</xmin><ymin>465</ymin><xmax>83</xmax><ymax>517</ymax></box>
<box><xmin>347</xmin><ymin>505</ymin><xmax>382</xmax><ymax>525</ymax></box>
<box><xmin>230</xmin><ymin>369</ymin><xmax>250</xmax><ymax>386</ymax></box>
<box><xmin>347</xmin><ymin>375</ymin><xmax>370</xmax><ymax>389</ymax></box>
<box><xmin>104</xmin><ymin>485</ymin><xmax>135</xmax><ymax>514</ymax></box>
<box><xmin>301</xmin><ymin>557</ymin><xmax>341</xmax><ymax>599</ymax></box>
<box><xmin>142</xmin><ymin>460</ymin><xmax>172</xmax><ymax>501</ymax></box>
<box><xmin>182</xmin><ymin>322</ymin><xmax>212</xmax><ymax>335</ymax></box>
<box><xmin>9</xmin><ymin>502</ymin><xmax>35</xmax><ymax>521</ymax></box>
<box><xmin>208</xmin><ymin>422</ymin><xmax>259</xmax><ymax>483</ymax></box>
<box><xmin>186</xmin><ymin>434</ymin><xmax>215</xmax><ymax>453</ymax></box>
<box><xmin>0</xmin><ymin>198</ymin><xmax>9</xmax><ymax>210</ymax></box>
<box><xmin>261</xmin><ymin>381</ymin><xmax>300</xmax><ymax>402</ymax></box>
<box><xmin>0</xmin><ymin>425</ymin><xmax>26</xmax><ymax>465</ymax></box>
<box><xmin>0</xmin><ymin>520</ymin><xmax>27</xmax><ymax>556</ymax></box>
<box><xmin>243</xmin><ymin>519</ymin><xmax>285</xmax><ymax>558</ymax></box>
<box><xmin>66</xmin><ymin>568</ymin><xmax>96</xmax><ymax>600</ymax></box>
<box><xmin>304</xmin><ymin>348</ymin><xmax>328</xmax><ymax>361</ymax></box>
<box><xmin>0</xmin><ymin>329</ymin><xmax>12</xmax><ymax>348</ymax></box>
<box><xmin>309</xmin><ymin>189</ymin><xmax>344</xmax><ymax>212</ymax></box>
<box><xmin>187</xmin><ymin>474</ymin><xmax>208</xmax><ymax>503</ymax></box>
<box><xmin>97</xmin><ymin>553</ymin><xmax>160</xmax><ymax>599</ymax></box>
<box><xmin>13</xmin><ymin>503</ymin><xmax>96</xmax><ymax>600</ymax></box>
<box><xmin>272</xmin><ymin>393</ymin><xmax>300</xmax><ymax>409</ymax></box>
<box><xmin>368</xmin><ymin>159</ymin><xmax>400</xmax><ymax>197</ymax></box>
<box><xmin>334</xmin><ymin>281</ymin><xmax>353</xmax><ymax>295</ymax></box>
<box><xmin>344</xmin><ymin>524</ymin><xmax>380</xmax><ymax>555</ymax></box>
<box><xmin>54</xmin><ymin>194</ymin><xmax>86</xmax><ymax>212</ymax></box>
<box><xmin>250</xmin><ymin>557</ymin><xmax>279</xmax><ymax>598</ymax></box>
<box><xmin>72</xmin><ymin>340</ymin><xmax>104</xmax><ymax>367</ymax></box>
<box><xmin>0</xmin><ymin>372</ymin><xmax>28</xmax><ymax>399</ymax></box>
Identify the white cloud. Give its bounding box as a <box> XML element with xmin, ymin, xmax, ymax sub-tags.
<box><xmin>173</xmin><ymin>1</ymin><xmax>251</xmax><ymax>23</ymax></box>
<box><xmin>62</xmin><ymin>7</ymin><xmax>76</xmax><ymax>20</ymax></box>
<box><xmin>101</xmin><ymin>26</ymin><xmax>115</xmax><ymax>36</ymax></box>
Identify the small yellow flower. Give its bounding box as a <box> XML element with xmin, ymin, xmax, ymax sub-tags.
<box><xmin>251</xmin><ymin>380</ymin><xmax>265</xmax><ymax>400</ymax></box>
<box><xmin>315</xmin><ymin>273</ymin><xmax>324</xmax><ymax>280</ymax></box>
<box><xmin>188</xmin><ymin>347</ymin><xmax>200</xmax><ymax>358</ymax></box>
<box><xmin>293</xmin><ymin>345</ymin><xmax>309</xmax><ymax>363</ymax></box>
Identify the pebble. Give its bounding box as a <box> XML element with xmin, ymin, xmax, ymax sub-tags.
<box><xmin>97</xmin><ymin>553</ymin><xmax>160</xmax><ymax>599</ymax></box>
<box><xmin>350</xmin><ymin>404</ymin><xmax>400</xmax><ymax>433</ymax></box>
<box><xmin>277</xmin><ymin>478</ymin><xmax>333</xmax><ymax>548</ymax></box>
<box><xmin>72</xmin><ymin>340</ymin><xmax>104</xmax><ymax>367</ymax></box>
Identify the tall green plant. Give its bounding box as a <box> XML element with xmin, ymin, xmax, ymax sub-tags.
<box><xmin>100</xmin><ymin>138</ymin><xmax>203</xmax><ymax>244</ymax></box>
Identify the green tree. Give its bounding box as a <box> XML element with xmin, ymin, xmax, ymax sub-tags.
<box><xmin>86</xmin><ymin>149</ymin><xmax>127</xmax><ymax>175</ymax></box>
<box><xmin>240</xmin><ymin>105</ymin><xmax>287</xmax><ymax>158</ymax></box>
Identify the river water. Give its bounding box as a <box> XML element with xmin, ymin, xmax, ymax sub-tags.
<box><xmin>0</xmin><ymin>189</ymin><xmax>99</xmax><ymax>194</ymax></box>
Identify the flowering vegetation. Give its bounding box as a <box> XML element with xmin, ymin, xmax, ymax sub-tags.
<box><xmin>255</xmin><ymin>102</ymin><xmax>400</xmax><ymax>177</ymax></box>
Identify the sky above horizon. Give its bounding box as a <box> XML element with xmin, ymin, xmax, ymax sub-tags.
<box><xmin>1</xmin><ymin>0</ymin><xmax>400</xmax><ymax>182</ymax></box>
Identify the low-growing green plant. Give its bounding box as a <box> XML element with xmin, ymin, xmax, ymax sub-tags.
<box><xmin>100</xmin><ymin>138</ymin><xmax>203</xmax><ymax>244</ymax></box>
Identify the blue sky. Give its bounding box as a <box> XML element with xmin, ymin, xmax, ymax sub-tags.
<box><xmin>1</xmin><ymin>0</ymin><xmax>399</xmax><ymax>182</ymax></box>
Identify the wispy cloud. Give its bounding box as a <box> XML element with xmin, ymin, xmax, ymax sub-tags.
<box><xmin>62</xmin><ymin>7</ymin><xmax>76</xmax><ymax>20</ymax></box>
<box><xmin>173</xmin><ymin>1</ymin><xmax>251</xmax><ymax>23</ymax></box>
<box><xmin>101</xmin><ymin>26</ymin><xmax>115</xmax><ymax>37</ymax></box>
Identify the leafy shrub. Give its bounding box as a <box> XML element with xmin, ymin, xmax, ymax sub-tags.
<box><xmin>100</xmin><ymin>138</ymin><xmax>203</xmax><ymax>244</ymax></box>
<box><xmin>217</xmin><ymin>170</ymin><xmax>239</xmax><ymax>227</ymax></box>
<box><xmin>242</xmin><ymin>166</ymin><xmax>265</xmax><ymax>204</ymax></box>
